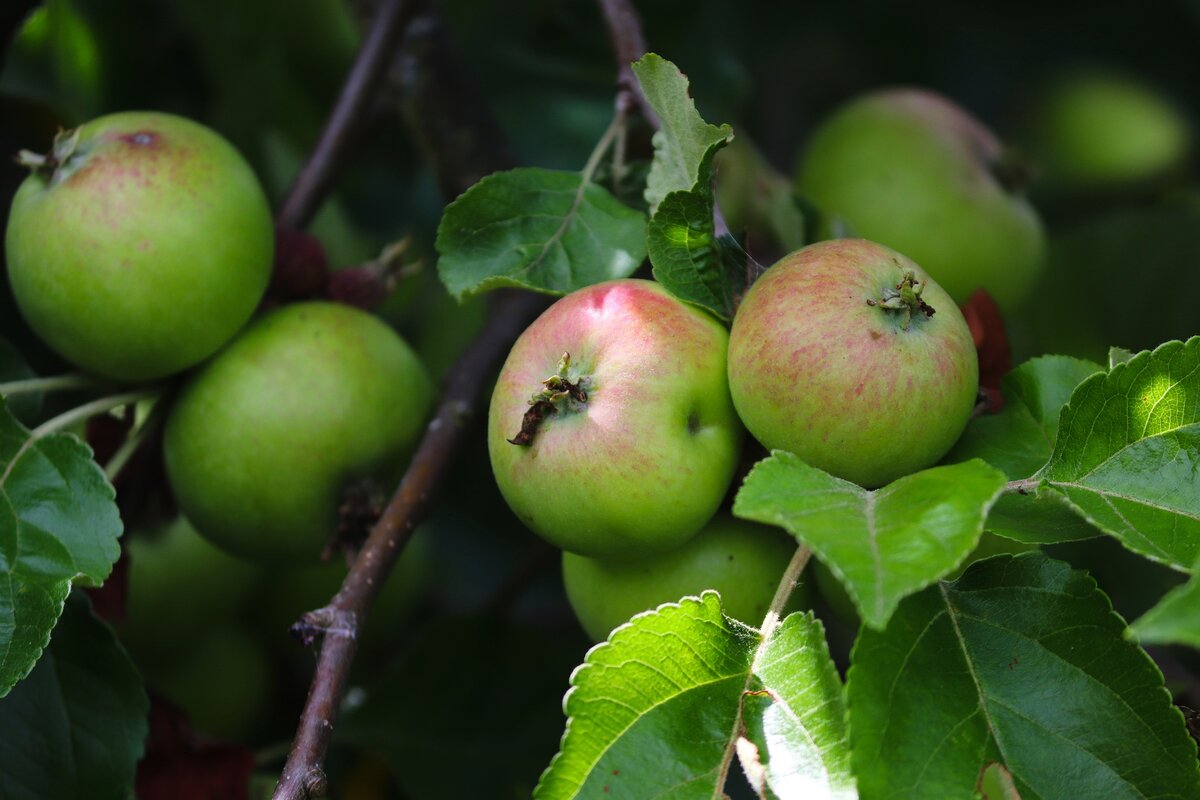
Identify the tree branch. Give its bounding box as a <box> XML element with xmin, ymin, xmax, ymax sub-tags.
<box><xmin>271</xmin><ymin>5</ymin><xmax>544</xmax><ymax>798</ymax></box>
<box><xmin>595</xmin><ymin>0</ymin><xmax>728</xmax><ymax>239</ymax></box>
<box><xmin>275</xmin><ymin>0</ymin><xmax>416</xmax><ymax>231</ymax></box>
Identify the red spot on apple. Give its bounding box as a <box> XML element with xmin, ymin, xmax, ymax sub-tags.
<box><xmin>122</xmin><ymin>131</ymin><xmax>160</xmax><ymax>147</ymax></box>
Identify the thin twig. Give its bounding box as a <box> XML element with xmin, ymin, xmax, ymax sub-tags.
<box><xmin>275</xmin><ymin>0</ymin><xmax>416</xmax><ymax>231</ymax></box>
<box><xmin>30</xmin><ymin>389</ymin><xmax>158</xmax><ymax>439</ymax></box>
<box><xmin>596</xmin><ymin>0</ymin><xmax>659</xmax><ymax>125</ymax></box>
<box><xmin>0</xmin><ymin>373</ymin><xmax>107</xmax><ymax>397</ymax></box>
<box><xmin>271</xmin><ymin>289</ymin><xmax>544</xmax><ymax>800</ymax></box>
<box><xmin>104</xmin><ymin>399</ymin><xmax>167</xmax><ymax>483</ymax></box>
<box><xmin>271</xmin><ymin>5</ymin><xmax>534</xmax><ymax>797</ymax></box>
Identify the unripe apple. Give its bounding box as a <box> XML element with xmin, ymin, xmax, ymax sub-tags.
<box><xmin>1024</xmin><ymin>68</ymin><xmax>1191</xmax><ymax>191</ymax></box>
<box><xmin>563</xmin><ymin>514</ymin><xmax>806</xmax><ymax>641</ymax></box>
<box><xmin>488</xmin><ymin>279</ymin><xmax>743</xmax><ymax>559</ymax></box>
<box><xmin>163</xmin><ymin>301</ymin><xmax>435</xmax><ymax>563</ymax></box>
<box><xmin>118</xmin><ymin>516</ymin><xmax>259</xmax><ymax>667</ymax></box>
<box><xmin>796</xmin><ymin>88</ymin><xmax>1045</xmax><ymax>310</ymax></box>
<box><xmin>728</xmin><ymin>239</ymin><xmax>978</xmax><ymax>488</ymax></box>
<box><xmin>5</xmin><ymin>111</ymin><xmax>273</xmax><ymax>381</ymax></box>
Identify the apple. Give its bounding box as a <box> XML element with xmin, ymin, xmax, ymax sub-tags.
<box><xmin>145</xmin><ymin>625</ymin><xmax>274</xmax><ymax>741</ymax></box>
<box><xmin>563</xmin><ymin>514</ymin><xmax>807</xmax><ymax>641</ymax></box>
<box><xmin>118</xmin><ymin>516</ymin><xmax>259</xmax><ymax>668</ymax></box>
<box><xmin>795</xmin><ymin>88</ymin><xmax>1045</xmax><ymax>310</ymax></box>
<box><xmin>1023</xmin><ymin>68</ymin><xmax>1191</xmax><ymax>192</ymax></box>
<box><xmin>5</xmin><ymin>111</ymin><xmax>273</xmax><ymax>381</ymax></box>
<box><xmin>488</xmin><ymin>279</ymin><xmax>743</xmax><ymax>559</ymax></box>
<box><xmin>163</xmin><ymin>301</ymin><xmax>435</xmax><ymax>563</ymax></box>
<box><xmin>728</xmin><ymin>239</ymin><xmax>978</xmax><ymax>488</ymax></box>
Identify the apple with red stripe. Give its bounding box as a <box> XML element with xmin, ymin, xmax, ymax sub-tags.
<box><xmin>488</xmin><ymin>279</ymin><xmax>744</xmax><ymax>558</ymax></box>
<box><xmin>728</xmin><ymin>239</ymin><xmax>978</xmax><ymax>488</ymax></box>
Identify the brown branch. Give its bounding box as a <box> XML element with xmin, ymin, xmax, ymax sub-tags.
<box><xmin>275</xmin><ymin>0</ymin><xmax>416</xmax><ymax>231</ymax></box>
<box><xmin>595</xmin><ymin>0</ymin><xmax>729</xmax><ymax>240</ymax></box>
<box><xmin>596</xmin><ymin>0</ymin><xmax>659</xmax><ymax>126</ymax></box>
<box><xmin>272</xmin><ymin>6</ymin><xmax>541</xmax><ymax>799</ymax></box>
<box><xmin>272</xmin><ymin>289</ymin><xmax>545</xmax><ymax>800</ymax></box>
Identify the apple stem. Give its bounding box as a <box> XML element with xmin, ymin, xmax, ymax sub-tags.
<box><xmin>758</xmin><ymin>544</ymin><xmax>812</xmax><ymax>640</ymax></box>
<box><xmin>30</xmin><ymin>388</ymin><xmax>161</xmax><ymax>440</ymax></box>
<box><xmin>866</xmin><ymin>269</ymin><xmax>936</xmax><ymax>330</ymax></box>
<box><xmin>507</xmin><ymin>352</ymin><xmax>589</xmax><ymax>446</ymax></box>
<box><xmin>104</xmin><ymin>397</ymin><xmax>168</xmax><ymax>483</ymax></box>
<box><xmin>990</xmin><ymin>148</ymin><xmax>1035</xmax><ymax>194</ymax></box>
<box><xmin>0</xmin><ymin>373</ymin><xmax>109</xmax><ymax>397</ymax></box>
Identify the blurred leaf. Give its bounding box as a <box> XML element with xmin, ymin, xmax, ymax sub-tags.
<box><xmin>0</xmin><ymin>398</ymin><xmax>122</xmax><ymax>696</ymax></box>
<box><xmin>738</xmin><ymin>612</ymin><xmax>855</xmax><ymax>800</ymax></box>
<box><xmin>0</xmin><ymin>591</ymin><xmax>148</xmax><ymax>800</ymax></box>
<box><xmin>1130</xmin><ymin>569</ymin><xmax>1200</xmax><ymax>648</ymax></box>
<box><xmin>946</xmin><ymin>355</ymin><xmax>1103</xmax><ymax>545</ymax></box>
<box><xmin>1039</xmin><ymin>337</ymin><xmax>1200</xmax><ymax>571</ymax></box>
<box><xmin>631</xmin><ymin>53</ymin><xmax>733</xmax><ymax>214</ymax></box>
<box><xmin>0</xmin><ymin>338</ymin><xmax>41</xmax><ymax>424</ymax></box>
<box><xmin>435</xmin><ymin>167</ymin><xmax>646</xmax><ymax>300</ymax></box>
<box><xmin>948</xmin><ymin>355</ymin><xmax>1103</xmax><ymax>479</ymax></box>
<box><xmin>534</xmin><ymin>594</ymin><xmax>852</xmax><ymax>800</ymax></box>
<box><xmin>735</xmin><ymin>452</ymin><xmax>1007</xmax><ymax>629</ymax></box>
<box><xmin>1109</xmin><ymin>346</ymin><xmax>1136</xmax><ymax>368</ymax></box>
<box><xmin>338</xmin><ymin>617</ymin><xmax>582</xmax><ymax>800</ymax></box>
<box><xmin>0</xmin><ymin>0</ymin><xmax>104</xmax><ymax>123</ymax></box>
<box><xmin>847</xmin><ymin>553</ymin><xmax>1200</xmax><ymax>799</ymax></box>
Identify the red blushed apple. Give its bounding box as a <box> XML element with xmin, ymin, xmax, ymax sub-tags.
<box><xmin>728</xmin><ymin>239</ymin><xmax>978</xmax><ymax>488</ymax></box>
<box><xmin>487</xmin><ymin>279</ymin><xmax>744</xmax><ymax>559</ymax></box>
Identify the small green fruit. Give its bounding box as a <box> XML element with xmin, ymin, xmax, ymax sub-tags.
<box><xmin>164</xmin><ymin>301</ymin><xmax>434</xmax><ymax>563</ymax></box>
<box><xmin>562</xmin><ymin>515</ymin><xmax>805</xmax><ymax>641</ymax></box>
<box><xmin>796</xmin><ymin>88</ymin><xmax>1045</xmax><ymax>310</ymax></box>
<box><xmin>5</xmin><ymin>111</ymin><xmax>273</xmax><ymax>380</ymax></box>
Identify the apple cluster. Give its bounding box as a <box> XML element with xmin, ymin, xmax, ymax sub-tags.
<box><xmin>5</xmin><ymin>111</ymin><xmax>434</xmax><ymax>564</ymax></box>
<box><xmin>488</xmin><ymin>236</ymin><xmax>979</xmax><ymax>639</ymax></box>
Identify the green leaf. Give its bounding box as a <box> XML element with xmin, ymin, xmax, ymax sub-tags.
<box><xmin>435</xmin><ymin>167</ymin><xmax>647</xmax><ymax>301</ymax></box>
<box><xmin>738</xmin><ymin>612</ymin><xmax>856</xmax><ymax>800</ymax></box>
<box><xmin>1130</xmin><ymin>571</ymin><xmax>1200</xmax><ymax>648</ymax></box>
<box><xmin>983</xmin><ymin>491</ymin><xmax>1099</xmax><ymax>545</ymax></box>
<box><xmin>534</xmin><ymin>594</ymin><xmax>852</xmax><ymax>799</ymax></box>
<box><xmin>647</xmin><ymin>189</ymin><xmax>746</xmax><ymax>320</ymax></box>
<box><xmin>0</xmin><ymin>339</ymin><xmax>41</xmax><ymax>425</ymax></box>
<box><xmin>848</xmin><ymin>553</ymin><xmax>1200</xmax><ymax>800</ymax></box>
<box><xmin>1038</xmin><ymin>337</ymin><xmax>1200</xmax><ymax>571</ymax></box>
<box><xmin>0</xmin><ymin>399</ymin><xmax>122</xmax><ymax>696</ymax></box>
<box><xmin>945</xmin><ymin>356</ymin><xmax>1103</xmax><ymax>545</ymax></box>
<box><xmin>734</xmin><ymin>453</ymin><xmax>1007</xmax><ymax>629</ymax></box>
<box><xmin>947</xmin><ymin>355</ymin><xmax>1104</xmax><ymax>480</ymax></box>
<box><xmin>0</xmin><ymin>591</ymin><xmax>149</xmax><ymax>800</ymax></box>
<box><xmin>630</xmin><ymin>53</ymin><xmax>733</xmax><ymax>215</ymax></box>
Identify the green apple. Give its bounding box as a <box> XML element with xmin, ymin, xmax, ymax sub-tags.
<box><xmin>163</xmin><ymin>301</ymin><xmax>435</xmax><ymax>563</ymax></box>
<box><xmin>488</xmin><ymin>279</ymin><xmax>743</xmax><ymax>559</ymax></box>
<box><xmin>796</xmin><ymin>88</ymin><xmax>1045</xmax><ymax>310</ymax></box>
<box><xmin>119</xmin><ymin>516</ymin><xmax>259</xmax><ymax>667</ymax></box>
<box><xmin>146</xmin><ymin>626</ymin><xmax>274</xmax><ymax>741</ymax></box>
<box><xmin>728</xmin><ymin>239</ymin><xmax>978</xmax><ymax>488</ymax></box>
<box><xmin>1024</xmin><ymin>68</ymin><xmax>1191</xmax><ymax>191</ymax></box>
<box><xmin>563</xmin><ymin>515</ymin><xmax>806</xmax><ymax>641</ymax></box>
<box><xmin>5</xmin><ymin>111</ymin><xmax>273</xmax><ymax>381</ymax></box>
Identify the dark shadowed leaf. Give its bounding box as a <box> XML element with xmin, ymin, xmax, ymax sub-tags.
<box><xmin>0</xmin><ymin>591</ymin><xmax>148</xmax><ymax>800</ymax></box>
<box><xmin>848</xmin><ymin>553</ymin><xmax>1200</xmax><ymax>800</ymax></box>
